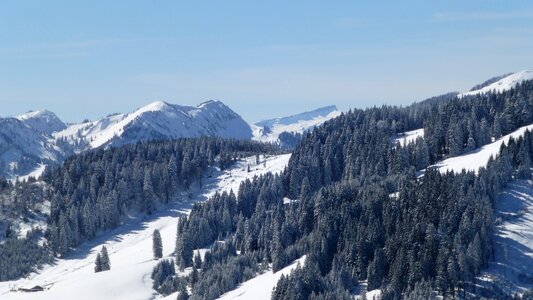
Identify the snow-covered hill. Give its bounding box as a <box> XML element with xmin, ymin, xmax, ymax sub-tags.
<box><xmin>15</xmin><ymin>110</ymin><xmax>66</xmax><ymax>135</ymax></box>
<box><xmin>252</xmin><ymin>105</ymin><xmax>341</xmax><ymax>144</ymax></box>
<box><xmin>55</xmin><ymin>100</ymin><xmax>253</xmax><ymax>151</ymax></box>
<box><xmin>0</xmin><ymin>118</ymin><xmax>63</xmax><ymax>180</ymax></box>
<box><xmin>459</xmin><ymin>70</ymin><xmax>533</xmax><ymax>98</ymax></box>
<box><xmin>0</xmin><ymin>154</ymin><xmax>291</xmax><ymax>300</ymax></box>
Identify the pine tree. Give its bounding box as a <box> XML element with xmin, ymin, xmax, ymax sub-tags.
<box><xmin>153</xmin><ymin>229</ymin><xmax>163</xmax><ymax>259</ymax></box>
<box><xmin>100</xmin><ymin>246</ymin><xmax>111</xmax><ymax>271</ymax></box>
<box><xmin>190</xmin><ymin>265</ymin><xmax>198</xmax><ymax>286</ymax></box>
<box><xmin>175</xmin><ymin>233</ymin><xmax>193</xmax><ymax>270</ymax></box>
<box><xmin>176</xmin><ymin>284</ymin><xmax>189</xmax><ymax>300</ymax></box>
<box><xmin>193</xmin><ymin>251</ymin><xmax>202</xmax><ymax>269</ymax></box>
<box><xmin>94</xmin><ymin>252</ymin><xmax>103</xmax><ymax>273</ymax></box>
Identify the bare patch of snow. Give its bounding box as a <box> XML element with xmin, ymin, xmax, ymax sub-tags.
<box><xmin>394</xmin><ymin>128</ymin><xmax>424</xmax><ymax>147</ymax></box>
<box><xmin>217</xmin><ymin>256</ymin><xmax>306</xmax><ymax>300</ymax></box>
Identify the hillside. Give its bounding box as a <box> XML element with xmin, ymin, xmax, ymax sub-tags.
<box><xmin>252</xmin><ymin>106</ymin><xmax>341</xmax><ymax>146</ymax></box>
<box><xmin>0</xmin><ymin>154</ymin><xmax>290</xmax><ymax>300</ymax></box>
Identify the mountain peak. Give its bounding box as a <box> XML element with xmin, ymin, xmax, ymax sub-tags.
<box><xmin>198</xmin><ymin>100</ymin><xmax>226</xmax><ymax>109</ymax></box>
<box><xmin>17</xmin><ymin>109</ymin><xmax>55</xmax><ymax>120</ymax></box>
<box><xmin>15</xmin><ymin>109</ymin><xmax>66</xmax><ymax>135</ymax></box>
<box><xmin>54</xmin><ymin>100</ymin><xmax>253</xmax><ymax>149</ymax></box>
<box><xmin>138</xmin><ymin>101</ymin><xmax>172</xmax><ymax>113</ymax></box>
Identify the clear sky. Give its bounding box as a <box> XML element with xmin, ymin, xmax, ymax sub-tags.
<box><xmin>1</xmin><ymin>1</ymin><xmax>533</xmax><ymax>123</ymax></box>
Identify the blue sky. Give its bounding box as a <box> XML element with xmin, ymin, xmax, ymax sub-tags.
<box><xmin>1</xmin><ymin>1</ymin><xmax>533</xmax><ymax>123</ymax></box>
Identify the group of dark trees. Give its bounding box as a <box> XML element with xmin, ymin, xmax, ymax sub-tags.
<box><xmin>169</xmin><ymin>82</ymin><xmax>533</xmax><ymax>299</ymax></box>
<box><xmin>425</xmin><ymin>81</ymin><xmax>533</xmax><ymax>160</ymax></box>
<box><xmin>0</xmin><ymin>230</ymin><xmax>50</xmax><ymax>281</ymax></box>
<box><xmin>94</xmin><ymin>245</ymin><xmax>110</xmax><ymax>273</ymax></box>
<box><xmin>0</xmin><ymin>178</ymin><xmax>50</xmax><ymax>280</ymax></box>
<box><xmin>43</xmin><ymin>138</ymin><xmax>279</xmax><ymax>256</ymax></box>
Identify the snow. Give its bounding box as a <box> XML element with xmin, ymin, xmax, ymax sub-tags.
<box><xmin>252</xmin><ymin>106</ymin><xmax>340</xmax><ymax>144</ymax></box>
<box><xmin>283</xmin><ymin>197</ymin><xmax>299</xmax><ymax>205</ymax></box>
<box><xmin>427</xmin><ymin>123</ymin><xmax>533</xmax><ymax>174</ymax></box>
<box><xmin>480</xmin><ymin>179</ymin><xmax>533</xmax><ymax>294</ymax></box>
<box><xmin>354</xmin><ymin>289</ymin><xmax>382</xmax><ymax>300</ymax></box>
<box><xmin>54</xmin><ymin>100</ymin><xmax>253</xmax><ymax>150</ymax></box>
<box><xmin>0</xmin><ymin>154</ymin><xmax>290</xmax><ymax>300</ymax></box>
<box><xmin>0</xmin><ymin>100</ymin><xmax>327</xmax><ymax>179</ymax></box>
<box><xmin>394</xmin><ymin>128</ymin><xmax>424</xmax><ymax>146</ymax></box>
<box><xmin>0</xmin><ymin>118</ymin><xmax>63</xmax><ymax>180</ymax></box>
<box><xmin>11</xmin><ymin>164</ymin><xmax>47</xmax><ymax>183</ymax></box>
<box><xmin>217</xmin><ymin>256</ymin><xmax>306</xmax><ymax>300</ymax></box>
<box><xmin>459</xmin><ymin>70</ymin><xmax>533</xmax><ymax>98</ymax></box>
<box><xmin>15</xmin><ymin>110</ymin><xmax>66</xmax><ymax>135</ymax></box>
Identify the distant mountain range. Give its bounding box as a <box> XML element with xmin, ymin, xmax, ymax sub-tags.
<box><xmin>0</xmin><ymin>100</ymin><xmax>341</xmax><ymax>180</ymax></box>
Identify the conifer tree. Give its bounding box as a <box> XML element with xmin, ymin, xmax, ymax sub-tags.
<box><xmin>153</xmin><ymin>229</ymin><xmax>163</xmax><ymax>259</ymax></box>
<box><xmin>94</xmin><ymin>252</ymin><xmax>103</xmax><ymax>273</ymax></box>
<box><xmin>100</xmin><ymin>246</ymin><xmax>111</xmax><ymax>271</ymax></box>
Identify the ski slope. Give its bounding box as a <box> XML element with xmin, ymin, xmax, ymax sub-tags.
<box><xmin>429</xmin><ymin>124</ymin><xmax>533</xmax><ymax>174</ymax></box>
<box><xmin>0</xmin><ymin>154</ymin><xmax>291</xmax><ymax>300</ymax></box>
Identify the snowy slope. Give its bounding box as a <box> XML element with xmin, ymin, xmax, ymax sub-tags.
<box><xmin>252</xmin><ymin>105</ymin><xmax>341</xmax><ymax>144</ymax></box>
<box><xmin>0</xmin><ymin>154</ymin><xmax>291</xmax><ymax>300</ymax></box>
<box><xmin>480</xmin><ymin>179</ymin><xmax>533</xmax><ymax>294</ymax></box>
<box><xmin>0</xmin><ymin>118</ymin><xmax>63</xmax><ymax>180</ymax></box>
<box><xmin>217</xmin><ymin>256</ymin><xmax>306</xmax><ymax>300</ymax></box>
<box><xmin>55</xmin><ymin>100</ymin><xmax>253</xmax><ymax>151</ymax></box>
<box><xmin>459</xmin><ymin>70</ymin><xmax>533</xmax><ymax>98</ymax></box>
<box><xmin>15</xmin><ymin>110</ymin><xmax>66</xmax><ymax>135</ymax></box>
<box><xmin>427</xmin><ymin>123</ymin><xmax>533</xmax><ymax>174</ymax></box>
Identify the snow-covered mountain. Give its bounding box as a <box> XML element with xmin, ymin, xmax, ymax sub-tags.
<box><xmin>0</xmin><ymin>100</ymin><xmax>342</xmax><ymax>179</ymax></box>
<box><xmin>54</xmin><ymin>100</ymin><xmax>253</xmax><ymax>151</ymax></box>
<box><xmin>0</xmin><ymin>100</ymin><xmax>256</xmax><ymax>179</ymax></box>
<box><xmin>459</xmin><ymin>70</ymin><xmax>533</xmax><ymax>97</ymax></box>
<box><xmin>252</xmin><ymin>105</ymin><xmax>341</xmax><ymax>145</ymax></box>
<box><xmin>0</xmin><ymin>117</ymin><xmax>63</xmax><ymax>180</ymax></box>
<box><xmin>16</xmin><ymin>110</ymin><xmax>67</xmax><ymax>135</ymax></box>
